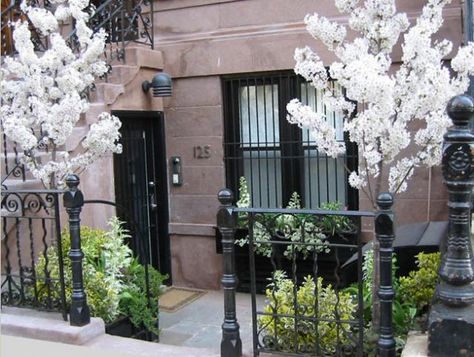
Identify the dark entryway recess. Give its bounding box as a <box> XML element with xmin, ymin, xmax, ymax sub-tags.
<box><xmin>113</xmin><ymin>111</ymin><xmax>171</xmax><ymax>281</ymax></box>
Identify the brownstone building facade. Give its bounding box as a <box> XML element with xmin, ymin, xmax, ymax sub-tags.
<box><xmin>76</xmin><ymin>0</ymin><xmax>466</xmax><ymax>289</ymax></box>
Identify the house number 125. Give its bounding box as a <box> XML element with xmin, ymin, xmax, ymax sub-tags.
<box><xmin>193</xmin><ymin>145</ymin><xmax>211</xmax><ymax>159</ymax></box>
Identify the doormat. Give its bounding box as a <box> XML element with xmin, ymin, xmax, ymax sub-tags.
<box><xmin>159</xmin><ymin>287</ymin><xmax>206</xmax><ymax>313</ymax></box>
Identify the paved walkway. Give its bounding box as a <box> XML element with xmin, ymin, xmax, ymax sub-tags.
<box><xmin>160</xmin><ymin>290</ymin><xmax>265</xmax><ymax>355</ymax></box>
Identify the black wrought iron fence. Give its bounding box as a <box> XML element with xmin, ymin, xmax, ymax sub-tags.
<box><xmin>1</xmin><ymin>180</ymin><xmax>165</xmax><ymax>338</ymax></box>
<box><xmin>244</xmin><ymin>207</ymin><xmax>371</xmax><ymax>356</ymax></box>
<box><xmin>216</xmin><ymin>189</ymin><xmax>397</xmax><ymax>357</ymax></box>
<box><xmin>1</xmin><ymin>189</ymin><xmax>68</xmax><ymax>320</ymax></box>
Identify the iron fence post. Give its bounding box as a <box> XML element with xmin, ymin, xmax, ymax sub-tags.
<box><xmin>217</xmin><ymin>188</ymin><xmax>242</xmax><ymax>357</ymax></box>
<box><xmin>375</xmin><ymin>192</ymin><xmax>396</xmax><ymax>357</ymax></box>
<box><xmin>428</xmin><ymin>94</ymin><xmax>474</xmax><ymax>356</ymax></box>
<box><xmin>64</xmin><ymin>174</ymin><xmax>90</xmax><ymax>326</ymax></box>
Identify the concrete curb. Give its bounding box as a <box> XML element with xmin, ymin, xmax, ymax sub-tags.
<box><xmin>1</xmin><ymin>307</ymin><xmax>105</xmax><ymax>345</ymax></box>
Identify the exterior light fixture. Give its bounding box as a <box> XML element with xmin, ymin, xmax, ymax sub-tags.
<box><xmin>142</xmin><ymin>72</ymin><xmax>172</xmax><ymax>97</ymax></box>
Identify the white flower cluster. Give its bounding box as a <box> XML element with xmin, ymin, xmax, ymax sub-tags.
<box><xmin>1</xmin><ymin>0</ymin><xmax>122</xmax><ymax>188</ymax></box>
<box><xmin>305</xmin><ymin>13</ymin><xmax>346</xmax><ymax>50</ymax></box>
<box><xmin>288</xmin><ymin>0</ymin><xmax>474</xmax><ymax>203</ymax></box>
<box><xmin>294</xmin><ymin>46</ymin><xmax>328</xmax><ymax>89</ymax></box>
<box><xmin>287</xmin><ymin>99</ymin><xmax>346</xmax><ymax>158</ymax></box>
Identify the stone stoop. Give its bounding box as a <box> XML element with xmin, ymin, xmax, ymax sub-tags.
<box><xmin>401</xmin><ymin>332</ymin><xmax>428</xmax><ymax>357</ymax></box>
<box><xmin>71</xmin><ymin>46</ymin><xmax>164</xmax><ymax>156</ymax></box>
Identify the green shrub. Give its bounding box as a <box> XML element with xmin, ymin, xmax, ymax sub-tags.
<box><xmin>398</xmin><ymin>252</ymin><xmax>440</xmax><ymax>311</ymax></box>
<box><xmin>258</xmin><ymin>271</ymin><xmax>357</xmax><ymax>354</ymax></box>
<box><xmin>119</xmin><ymin>258</ymin><xmax>167</xmax><ymax>336</ymax></box>
<box><xmin>343</xmin><ymin>249</ymin><xmax>417</xmax><ymax>355</ymax></box>
<box><xmin>34</xmin><ymin>217</ymin><xmax>167</xmax><ymax>333</ymax></box>
<box><xmin>35</xmin><ymin>218</ymin><xmax>131</xmax><ymax>321</ymax></box>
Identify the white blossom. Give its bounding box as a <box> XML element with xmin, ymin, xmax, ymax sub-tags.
<box><xmin>452</xmin><ymin>43</ymin><xmax>474</xmax><ymax>76</ymax></box>
<box><xmin>305</xmin><ymin>13</ymin><xmax>346</xmax><ymax>50</ymax></box>
<box><xmin>335</xmin><ymin>0</ymin><xmax>360</xmax><ymax>13</ymax></box>
<box><xmin>288</xmin><ymin>0</ymin><xmax>474</xmax><ymax>203</ymax></box>
<box><xmin>287</xmin><ymin>99</ymin><xmax>346</xmax><ymax>158</ymax></box>
<box><xmin>1</xmin><ymin>0</ymin><xmax>121</xmax><ymax>188</ymax></box>
<box><xmin>294</xmin><ymin>46</ymin><xmax>328</xmax><ymax>89</ymax></box>
<box><xmin>348</xmin><ymin>171</ymin><xmax>366</xmax><ymax>189</ymax></box>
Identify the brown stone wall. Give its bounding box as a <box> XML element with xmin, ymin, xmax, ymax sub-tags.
<box><xmin>164</xmin><ymin>76</ymin><xmax>225</xmax><ymax>288</ymax></box>
<box><xmin>155</xmin><ymin>0</ymin><xmax>463</xmax><ymax>288</ymax></box>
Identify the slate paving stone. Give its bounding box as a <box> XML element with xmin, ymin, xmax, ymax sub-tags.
<box><xmin>159</xmin><ymin>290</ymin><xmax>266</xmax><ymax>351</ymax></box>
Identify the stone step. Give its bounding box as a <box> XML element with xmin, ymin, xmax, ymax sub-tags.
<box><xmin>109</xmin><ymin>46</ymin><xmax>164</xmax><ymax>70</ymax></box>
<box><xmin>1</xmin><ymin>306</ymin><xmax>105</xmax><ymax>346</ymax></box>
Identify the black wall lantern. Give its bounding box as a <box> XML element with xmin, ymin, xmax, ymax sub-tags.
<box><xmin>142</xmin><ymin>72</ymin><xmax>172</xmax><ymax>97</ymax></box>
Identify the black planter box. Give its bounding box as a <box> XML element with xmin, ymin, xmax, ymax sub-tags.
<box><xmin>215</xmin><ymin>227</ymin><xmax>358</xmax><ymax>293</ymax></box>
<box><xmin>105</xmin><ymin>316</ymin><xmax>157</xmax><ymax>341</ymax></box>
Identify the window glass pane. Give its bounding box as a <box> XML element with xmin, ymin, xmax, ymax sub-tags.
<box><xmin>240</xmin><ymin>84</ymin><xmax>279</xmax><ymax>147</ymax></box>
<box><xmin>243</xmin><ymin>150</ymin><xmax>282</xmax><ymax>208</ymax></box>
<box><xmin>300</xmin><ymin>81</ymin><xmax>344</xmax><ymax>143</ymax></box>
<box><xmin>303</xmin><ymin>149</ymin><xmax>347</xmax><ymax>208</ymax></box>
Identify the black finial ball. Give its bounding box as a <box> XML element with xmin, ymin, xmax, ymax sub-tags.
<box><xmin>377</xmin><ymin>192</ymin><xmax>393</xmax><ymax>210</ymax></box>
<box><xmin>65</xmin><ymin>174</ymin><xmax>80</xmax><ymax>189</ymax></box>
<box><xmin>218</xmin><ymin>188</ymin><xmax>234</xmax><ymax>205</ymax></box>
<box><xmin>446</xmin><ymin>94</ymin><xmax>474</xmax><ymax>126</ymax></box>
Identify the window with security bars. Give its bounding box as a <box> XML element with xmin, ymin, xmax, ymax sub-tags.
<box><xmin>222</xmin><ymin>71</ymin><xmax>358</xmax><ymax>210</ymax></box>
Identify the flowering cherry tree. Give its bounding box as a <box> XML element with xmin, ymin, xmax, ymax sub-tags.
<box><xmin>287</xmin><ymin>0</ymin><xmax>474</xmax><ymax>208</ymax></box>
<box><xmin>1</xmin><ymin>0</ymin><xmax>122</xmax><ymax>188</ymax></box>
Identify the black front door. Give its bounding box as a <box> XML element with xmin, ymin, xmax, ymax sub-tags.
<box><xmin>113</xmin><ymin>111</ymin><xmax>171</xmax><ymax>279</ymax></box>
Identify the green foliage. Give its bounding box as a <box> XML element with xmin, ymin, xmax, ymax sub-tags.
<box><xmin>318</xmin><ymin>201</ymin><xmax>354</xmax><ymax>236</ymax></box>
<box><xmin>234</xmin><ymin>176</ymin><xmax>353</xmax><ymax>259</ymax></box>
<box><xmin>119</xmin><ymin>258</ymin><xmax>167</xmax><ymax>336</ymax></box>
<box><xmin>34</xmin><ymin>217</ymin><xmax>167</xmax><ymax>334</ymax></box>
<box><xmin>35</xmin><ymin>218</ymin><xmax>131</xmax><ymax>321</ymax></box>
<box><xmin>259</xmin><ymin>271</ymin><xmax>357</xmax><ymax>354</ymax></box>
<box><xmin>344</xmin><ymin>250</ymin><xmax>441</xmax><ymax>356</ymax></box>
<box><xmin>398</xmin><ymin>252</ymin><xmax>440</xmax><ymax>311</ymax></box>
<box><xmin>236</xmin><ymin>176</ymin><xmax>251</xmax><ymax>209</ymax></box>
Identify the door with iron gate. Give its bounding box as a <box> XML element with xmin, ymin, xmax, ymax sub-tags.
<box><xmin>113</xmin><ymin>111</ymin><xmax>171</xmax><ymax>279</ymax></box>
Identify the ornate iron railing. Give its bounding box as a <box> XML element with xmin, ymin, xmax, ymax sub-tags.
<box><xmin>1</xmin><ymin>0</ymin><xmax>154</xmax><ymax>61</ymax></box>
<box><xmin>1</xmin><ymin>127</ymin><xmax>26</xmax><ymax>189</ymax></box>
<box><xmin>1</xmin><ymin>0</ymin><xmax>51</xmax><ymax>56</ymax></box>
<box><xmin>66</xmin><ymin>0</ymin><xmax>154</xmax><ymax>66</ymax></box>
<box><xmin>1</xmin><ymin>188</ymin><xmax>68</xmax><ymax>320</ymax></box>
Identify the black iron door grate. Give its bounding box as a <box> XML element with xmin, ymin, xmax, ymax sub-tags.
<box><xmin>222</xmin><ymin>71</ymin><xmax>358</xmax><ymax>211</ymax></box>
